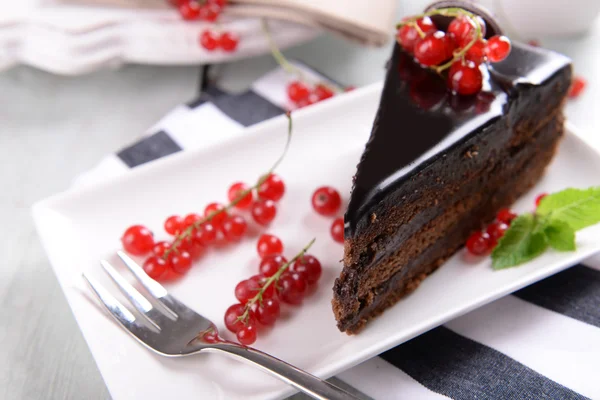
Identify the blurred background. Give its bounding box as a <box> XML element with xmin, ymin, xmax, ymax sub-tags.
<box><xmin>1</xmin><ymin>0</ymin><xmax>599</xmax><ymax>398</ymax></box>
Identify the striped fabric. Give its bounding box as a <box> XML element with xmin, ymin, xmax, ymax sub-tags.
<box><xmin>76</xmin><ymin>64</ymin><xmax>600</xmax><ymax>400</ymax></box>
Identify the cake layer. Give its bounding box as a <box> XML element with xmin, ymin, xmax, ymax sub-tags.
<box><xmin>334</xmin><ymin>113</ymin><xmax>565</xmax><ymax>332</ymax></box>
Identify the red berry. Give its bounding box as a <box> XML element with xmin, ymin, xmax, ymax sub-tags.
<box><xmin>143</xmin><ymin>256</ymin><xmax>169</xmax><ymax>280</ymax></box>
<box><xmin>199</xmin><ymin>3</ymin><xmax>220</xmax><ymax>22</ymax></box>
<box><xmin>259</xmin><ymin>277</ymin><xmax>277</xmax><ymax>299</ymax></box>
<box><xmin>295</xmin><ymin>95</ymin><xmax>318</xmax><ymax>109</ymax></box>
<box><xmin>314</xmin><ymin>84</ymin><xmax>334</xmax><ymax>101</ymax></box>
<box><xmin>279</xmin><ymin>272</ymin><xmax>307</xmax><ymax>305</ymax></box>
<box><xmin>291</xmin><ymin>254</ymin><xmax>322</xmax><ymax>285</ymax></box>
<box><xmin>204</xmin><ymin>203</ymin><xmax>228</xmax><ymax>227</ymax></box>
<box><xmin>235</xmin><ymin>279</ymin><xmax>261</xmax><ymax>304</ymax></box>
<box><xmin>251</xmin><ymin>199</ymin><xmax>277</xmax><ymax>226</ymax></box>
<box><xmin>199</xmin><ymin>30</ymin><xmax>218</xmax><ymax>51</ymax></box>
<box><xmin>164</xmin><ymin>215</ymin><xmax>184</xmax><ymax>235</ymax></box>
<box><xmin>222</xmin><ymin>215</ymin><xmax>248</xmax><ymax>242</ymax></box>
<box><xmin>448</xmin><ymin>15</ymin><xmax>476</xmax><ymax>47</ymax></box>
<box><xmin>311</xmin><ymin>186</ymin><xmax>342</xmax><ymax>216</ymax></box>
<box><xmin>256</xmin><ymin>298</ymin><xmax>280</xmax><ymax>326</ymax></box>
<box><xmin>465</xmin><ymin>40</ymin><xmax>487</xmax><ymax>64</ymax></box>
<box><xmin>345</xmin><ymin>85</ymin><xmax>356</xmax><ymax>92</ymax></box>
<box><xmin>179</xmin><ymin>236</ymin><xmax>204</xmax><ymax>261</ymax></box>
<box><xmin>178</xmin><ymin>1</ymin><xmax>200</xmax><ymax>20</ymax></box>
<box><xmin>287</xmin><ymin>81</ymin><xmax>310</xmax><ymax>103</ymax></box>
<box><xmin>569</xmin><ymin>76</ymin><xmax>586</xmax><ymax>99</ymax></box>
<box><xmin>535</xmin><ymin>193</ymin><xmax>548</xmax><ymax>207</ymax></box>
<box><xmin>257</xmin><ymin>234</ymin><xmax>284</xmax><ymax>258</ymax></box>
<box><xmin>121</xmin><ymin>225</ymin><xmax>155</xmax><ymax>256</ymax></box>
<box><xmin>236</xmin><ymin>324</ymin><xmax>257</xmax><ymax>345</ymax></box>
<box><xmin>397</xmin><ymin>17</ymin><xmax>437</xmax><ymax>53</ymax></box>
<box><xmin>497</xmin><ymin>208</ymin><xmax>517</xmax><ymax>225</ymax></box>
<box><xmin>259</xmin><ymin>254</ymin><xmax>288</xmax><ymax>277</ymax></box>
<box><xmin>486</xmin><ymin>222</ymin><xmax>508</xmax><ymax>245</ymax></box>
<box><xmin>257</xmin><ymin>173</ymin><xmax>285</xmax><ymax>202</ymax></box>
<box><xmin>224</xmin><ymin>303</ymin><xmax>254</xmax><ymax>333</ymax></box>
<box><xmin>193</xmin><ymin>222</ymin><xmax>217</xmax><ymax>246</ymax></box>
<box><xmin>486</xmin><ymin>35</ymin><xmax>511</xmax><ymax>62</ymax></box>
<box><xmin>152</xmin><ymin>241</ymin><xmax>172</xmax><ymax>257</ymax></box>
<box><xmin>168</xmin><ymin>251</ymin><xmax>192</xmax><ymax>274</ymax></box>
<box><xmin>466</xmin><ymin>231</ymin><xmax>491</xmax><ymax>256</ymax></box>
<box><xmin>414</xmin><ymin>31</ymin><xmax>455</xmax><ymax>67</ymax></box>
<box><xmin>219</xmin><ymin>31</ymin><xmax>239</xmax><ymax>52</ymax></box>
<box><xmin>227</xmin><ymin>182</ymin><xmax>253</xmax><ymax>209</ymax></box>
<box><xmin>448</xmin><ymin>61</ymin><xmax>483</xmax><ymax>96</ymax></box>
<box><xmin>330</xmin><ymin>217</ymin><xmax>344</xmax><ymax>243</ymax></box>
<box><xmin>183</xmin><ymin>213</ymin><xmax>202</xmax><ymax>229</ymax></box>
<box><xmin>209</xmin><ymin>0</ymin><xmax>227</xmax><ymax>6</ymax></box>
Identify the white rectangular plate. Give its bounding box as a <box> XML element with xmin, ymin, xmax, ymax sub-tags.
<box><xmin>33</xmin><ymin>83</ymin><xmax>600</xmax><ymax>400</ymax></box>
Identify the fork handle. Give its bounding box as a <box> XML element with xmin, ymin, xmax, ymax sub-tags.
<box><xmin>211</xmin><ymin>342</ymin><xmax>362</xmax><ymax>400</ymax></box>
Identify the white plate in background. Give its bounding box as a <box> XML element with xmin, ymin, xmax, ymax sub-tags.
<box><xmin>33</xmin><ymin>83</ymin><xmax>600</xmax><ymax>399</ymax></box>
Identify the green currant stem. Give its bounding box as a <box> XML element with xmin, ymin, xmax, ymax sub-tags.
<box><xmin>260</xmin><ymin>18</ymin><xmax>344</xmax><ymax>94</ymax></box>
<box><xmin>162</xmin><ymin>113</ymin><xmax>294</xmax><ymax>261</ymax></box>
<box><xmin>237</xmin><ymin>238</ymin><xmax>316</xmax><ymax>324</ymax></box>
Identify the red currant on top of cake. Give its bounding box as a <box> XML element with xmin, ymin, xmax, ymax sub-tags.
<box><xmin>332</xmin><ymin>1</ymin><xmax>573</xmax><ymax>334</ymax></box>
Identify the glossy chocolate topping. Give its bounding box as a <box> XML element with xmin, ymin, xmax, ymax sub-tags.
<box><xmin>345</xmin><ymin>43</ymin><xmax>571</xmax><ymax>235</ymax></box>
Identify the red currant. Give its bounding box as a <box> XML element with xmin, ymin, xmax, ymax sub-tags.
<box><xmin>486</xmin><ymin>222</ymin><xmax>508</xmax><ymax>245</ymax></box>
<box><xmin>311</xmin><ymin>186</ymin><xmax>342</xmax><ymax>216</ymax></box>
<box><xmin>222</xmin><ymin>215</ymin><xmax>248</xmax><ymax>242</ymax></box>
<box><xmin>164</xmin><ymin>215</ymin><xmax>184</xmax><ymax>235</ymax></box>
<box><xmin>330</xmin><ymin>217</ymin><xmax>344</xmax><ymax>243</ymax></box>
<box><xmin>448</xmin><ymin>15</ymin><xmax>475</xmax><ymax>47</ymax></box>
<box><xmin>168</xmin><ymin>251</ymin><xmax>192</xmax><ymax>274</ymax></box>
<box><xmin>291</xmin><ymin>254</ymin><xmax>322</xmax><ymax>285</ymax></box>
<box><xmin>259</xmin><ymin>277</ymin><xmax>277</xmax><ymax>299</ymax></box>
<box><xmin>465</xmin><ymin>40</ymin><xmax>487</xmax><ymax>64</ymax></box>
<box><xmin>496</xmin><ymin>208</ymin><xmax>517</xmax><ymax>225</ymax></box>
<box><xmin>251</xmin><ymin>199</ymin><xmax>277</xmax><ymax>226</ymax></box>
<box><xmin>535</xmin><ymin>193</ymin><xmax>547</xmax><ymax>207</ymax></box>
<box><xmin>465</xmin><ymin>231</ymin><xmax>491</xmax><ymax>256</ymax></box>
<box><xmin>199</xmin><ymin>30</ymin><xmax>218</xmax><ymax>51</ymax></box>
<box><xmin>209</xmin><ymin>0</ymin><xmax>227</xmax><ymax>6</ymax></box>
<box><xmin>121</xmin><ymin>225</ymin><xmax>155</xmax><ymax>256</ymax></box>
<box><xmin>152</xmin><ymin>241</ymin><xmax>172</xmax><ymax>257</ymax></box>
<box><xmin>314</xmin><ymin>84</ymin><xmax>334</xmax><ymax>101</ymax></box>
<box><xmin>224</xmin><ymin>303</ymin><xmax>254</xmax><ymax>333</ymax></box>
<box><xmin>204</xmin><ymin>203</ymin><xmax>228</xmax><ymax>227</ymax></box>
<box><xmin>414</xmin><ymin>31</ymin><xmax>455</xmax><ymax>66</ymax></box>
<box><xmin>257</xmin><ymin>173</ymin><xmax>285</xmax><ymax>202</ymax></box>
<box><xmin>193</xmin><ymin>222</ymin><xmax>217</xmax><ymax>246</ymax></box>
<box><xmin>279</xmin><ymin>272</ymin><xmax>307</xmax><ymax>305</ymax></box>
<box><xmin>183</xmin><ymin>213</ymin><xmax>202</xmax><ymax>229</ymax></box>
<box><xmin>199</xmin><ymin>3</ymin><xmax>220</xmax><ymax>22</ymax></box>
<box><xmin>257</xmin><ymin>234</ymin><xmax>284</xmax><ymax>258</ymax></box>
<box><xmin>287</xmin><ymin>81</ymin><xmax>310</xmax><ymax>103</ymax></box>
<box><xmin>256</xmin><ymin>298</ymin><xmax>280</xmax><ymax>326</ymax></box>
<box><xmin>448</xmin><ymin>61</ymin><xmax>483</xmax><ymax>96</ymax></box>
<box><xmin>486</xmin><ymin>35</ymin><xmax>511</xmax><ymax>62</ymax></box>
<box><xmin>180</xmin><ymin>236</ymin><xmax>205</xmax><ymax>261</ymax></box>
<box><xmin>178</xmin><ymin>1</ymin><xmax>200</xmax><ymax>20</ymax></box>
<box><xmin>227</xmin><ymin>182</ymin><xmax>253</xmax><ymax>209</ymax></box>
<box><xmin>235</xmin><ymin>278</ymin><xmax>261</xmax><ymax>304</ymax></box>
<box><xmin>236</xmin><ymin>324</ymin><xmax>257</xmax><ymax>345</ymax></box>
<box><xmin>569</xmin><ymin>76</ymin><xmax>586</xmax><ymax>99</ymax></box>
<box><xmin>143</xmin><ymin>256</ymin><xmax>169</xmax><ymax>280</ymax></box>
<box><xmin>345</xmin><ymin>86</ymin><xmax>356</xmax><ymax>92</ymax></box>
<box><xmin>397</xmin><ymin>17</ymin><xmax>437</xmax><ymax>53</ymax></box>
<box><xmin>259</xmin><ymin>254</ymin><xmax>288</xmax><ymax>277</ymax></box>
<box><xmin>219</xmin><ymin>31</ymin><xmax>239</xmax><ymax>52</ymax></box>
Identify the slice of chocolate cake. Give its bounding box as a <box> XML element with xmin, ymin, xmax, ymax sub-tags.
<box><xmin>332</xmin><ymin>6</ymin><xmax>572</xmax><ymax>334</ymax></box>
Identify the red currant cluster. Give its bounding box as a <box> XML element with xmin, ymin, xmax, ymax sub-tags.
<box><xmin>310</xmin><ymin>186</ymin><xmax>344</xmax><ymax>244</ymax></box>
<box><xmin>224</xmin><ymin>236</ymin><xmax>321</xmax><ymax>345</ymax></box>
<box><xmin>120</xmin><ymin>173</ymin><xmax>286</xmax><ymax>282</ymax></box>
<box><xmin>465</xmin><ymin>193</ymin><xmax>547</xmax><ymax>256</ymax></box>
<box><xmin>287</xmin><ymin>81</ymin><xmax>338</xmax><ymax>109</ymax></box>
<box><xmin>396</xmin><ymin>8</ymin><xmax>511</xmax><ymax>95</ymax></box>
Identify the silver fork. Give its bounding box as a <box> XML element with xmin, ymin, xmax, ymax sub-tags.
<box><xmin>83</xmin><ymin>251</ymin><xmax>359</xmax><ymax>400</ymax></box>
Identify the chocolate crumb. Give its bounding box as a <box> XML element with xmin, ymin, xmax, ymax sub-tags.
<box><xmin>371</xmin><ymin>213</ymin><xmax>377</xmax><ymax>222</ymax></box>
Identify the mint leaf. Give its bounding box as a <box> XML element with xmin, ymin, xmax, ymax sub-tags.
<box><xmin>543</xmin><ymin>219</ymin><xmax>576</xmax><ymax>251</ymax></box>
<box><xmin>537</xmin><ymin>187</ymin><xmax>600</xmax><ymax>231</ymax></box>
<box><xmin>491</xmin><ymin>214</ymin><xmax>548</xmax><ymax>270</ymax></box>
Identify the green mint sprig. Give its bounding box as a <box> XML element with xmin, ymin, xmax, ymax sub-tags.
<box><xmin>491</xmin><ymin>187</ymin><xmax>600</xmax><ymax>269</ymax></box>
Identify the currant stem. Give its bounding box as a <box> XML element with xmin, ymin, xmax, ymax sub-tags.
<box><xmin>237</xmin><ymin>238</ymin><xmax>316</xmax><ymax>324</ymax></box>
<box><xmin>162</xmin><ymin>113</ymin><xmax>294</xmax><ymax>261</ymax></box>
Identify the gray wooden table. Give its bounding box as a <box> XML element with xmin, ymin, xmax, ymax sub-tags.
<box><xmin>1</xmin><ymin>4</ymin><xmax>599</xmax><ymax>399</ymax></box>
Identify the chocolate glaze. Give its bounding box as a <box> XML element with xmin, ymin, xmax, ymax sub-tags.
<box><xmin>345</xmin><ymin>42</ymin><xmax>571</xmax><ymax>236</ymax></box>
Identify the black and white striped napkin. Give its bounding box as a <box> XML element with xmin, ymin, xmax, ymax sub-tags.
<box><xmin>76</xmin><ymin>63</ymin><xmax>600</xmax><ymax>400</ymax></box>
